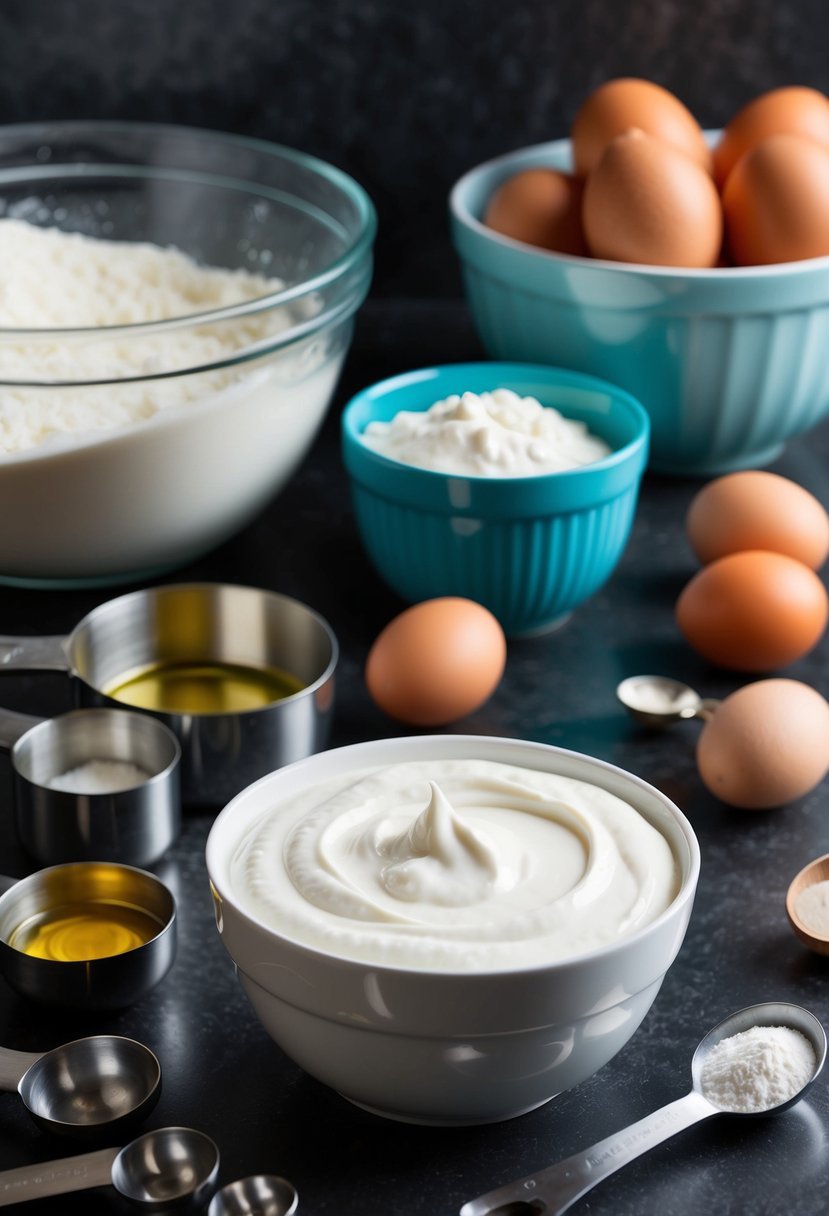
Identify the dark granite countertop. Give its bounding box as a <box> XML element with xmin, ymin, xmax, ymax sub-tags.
<box><xmin>0</xmin><ymin>297</ymin><xmax>828</xmax><ymax>1215</ymax></box>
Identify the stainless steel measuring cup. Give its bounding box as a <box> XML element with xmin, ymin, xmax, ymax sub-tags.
<box><xmin>0</xmin><ymin>706</ymin><xmax>180</xmax><ymax>868</ymax></box>
<box><xmin>0</xmin><ymin>862</ymin><xmax>176</xmax><ymax>1010</ymax></box>
<box><xmin>0</xmin><ymin>582</ymin><xmax>338</xmax><ymax>806</ymax></box>
<box><xmin>0</xmin><ymin>1035</ymin><xmax>161</xmax><ymax>1139</ymax></box>
<box><xmin>0</xmin><ymin>1125</ymin><xmax>219</xmax><ymax>1209</ymax></box>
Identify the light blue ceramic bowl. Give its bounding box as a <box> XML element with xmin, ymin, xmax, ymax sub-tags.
<box><xmin>450</xmin><ymin>135</ymin><xmax>829</xmax><ymax>476</ymax></box>
<box><xmin>341</xmin><ymin>362</ymin><xmax>649</xmax><ymax>636</ymax></box>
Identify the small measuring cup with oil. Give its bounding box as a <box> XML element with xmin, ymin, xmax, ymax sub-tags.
<box><xmin>0</xmin><ymin>861</ymin><xmax>176</xmax><ymax>1010</ymax></box>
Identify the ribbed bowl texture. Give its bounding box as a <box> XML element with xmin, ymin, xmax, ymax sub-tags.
<box><xmin>450</xmin><ymin>135</ymin><xmax>829</xmax><ymax>476</ymax></box>
<box><xmin>341</xmin><ymin>361</ymin><xmax>649</xmax><ymax>636</ymax></box>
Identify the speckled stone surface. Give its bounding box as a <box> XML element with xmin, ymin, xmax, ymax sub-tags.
<box><xmin>0</xmin><ymin>5</ymin><xmax>828</xmax><ymax>1207</ymax></box>
<box><xmin>0</xmin><ymin>0</ymin><xmax>828</xmax><ymax>295</ymax></box>
<box><xmin>0</xmin><ymin>300</ymin><xmax>827</xmax><ymax>1214</ymax></box>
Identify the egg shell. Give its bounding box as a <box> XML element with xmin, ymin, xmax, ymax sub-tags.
<box><xmin>365</xmin><ymin>597</ymin><xmax>507</xmax><ymax>726</ymax></box>
<box><xmin>723</xmin><ymin>133</ymin><xmax>829</xmax><ymax>265</ymax></box>
<box><xmin>582</xmin><ymin>129</ymin><xmax>723</xmax><ymax>268</ymax></box>
<box><xmin>675</xmin><ymin>549</ymin><xmax>828</xmax><ymax>671</ymax></box>
<box><xmin>686</xmin><ymin>471</ymin><xmax>829</xmax><ymax>570</ymax></box>
<box><xmin>571</xmin><ymin>77</ymin><xmax>711</xmax><ymax>177</ymax></box>
<box><xmin>697</xmin><ymin>678</ymin><xmax>829</xmax><ymax>808</ymax></box>
<box><xmin>483</xmin><ymin>167</ymin><xmax>587</xmax><ymax>255</ymax></box>
<box><xmin>713</xmin><ymin>85</ymin><xmax>829</xmax><ymax>188</ymax></box>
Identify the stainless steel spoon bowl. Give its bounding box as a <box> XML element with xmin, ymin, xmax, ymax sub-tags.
<box><xmin>208</xmin><ymin>1175</ymin><xmax>298</xmax><ymax>1216</ymax></box>
<box><xmin>0</xmin><ymin>1035</ymin><xmax>160</xmax><ymax>1139</ymax></box>
<box><xmin>616</xmin><ymin>674</ymin><xmax>719</xmax><ymax>729</ymax></box>
<box><xmin>461</xmin><ymin>1001</ymin><xmax>826</xmax><ymax>1216</ymax></box>
<box><xmin>0</xmin><ymin>1126</ymin><xmax>219</xmax><ymax>1210</ymax></box>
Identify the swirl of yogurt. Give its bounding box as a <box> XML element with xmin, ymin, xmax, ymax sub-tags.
<box><xmin>231</xmin><ymin>759</ymin><xmax>678</xmax><ymax>971</ymax></box>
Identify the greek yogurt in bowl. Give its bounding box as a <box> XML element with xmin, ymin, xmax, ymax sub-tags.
<box><xmin>360</xmin><ymin>387</ymin><xmax>611</xmax><ymax>476</ymax></box>
<box><xmin>207</xmin><ymin>734</ymin><xmax>698</xmax><ymax>1124</ymax></box>
<box><xmin>230</xmin><ymin>758</ymin><xmax>678</xmax><ymax>972</ymax></box>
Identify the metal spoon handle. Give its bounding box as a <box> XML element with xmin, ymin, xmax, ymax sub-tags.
<box><xmin>0</xmin><ymin>1146</ymin><xmax>117</xmax><ymax>1206</ymax></box>
<box><xmin>0</xmin><ymin>635</ymin><xmax>69</xmax><ymax>673</ymax></box>
<box><xmin>0</xmin><ymin>1046</ymin><xmax>43</xmax><ymax>1090</ymax></box>
<box><xmin>460</xmin><ymin>1090</ymin><xmax>716</xmax><ymax>1216</ymax></box>
<box><xmin>0</xmin><ymin>707</ymin><xmax>44</xmax><ymax>750</ymax></box>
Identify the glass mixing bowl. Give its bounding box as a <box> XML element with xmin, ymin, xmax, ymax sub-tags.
<box><xmin>0</xmin><ymin>121</ymin><xmax>376</xmax><ymax>586</ymax></box>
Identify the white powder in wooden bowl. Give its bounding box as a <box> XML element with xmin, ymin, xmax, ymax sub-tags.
<box><xmin>700</xmin><ymin>1024</ymin><xmax>816</xmax><ymax>1113</ymax></box>
<box><xmin>794</xmin><ymin>880</ymin><xmax>829</xmax><ymax>937</ymax></box>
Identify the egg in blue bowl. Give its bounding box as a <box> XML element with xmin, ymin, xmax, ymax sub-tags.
<box><xmin>341</xmin><ymin>361</ymin><xmax>649</xmax><ymax>636</ymax></box>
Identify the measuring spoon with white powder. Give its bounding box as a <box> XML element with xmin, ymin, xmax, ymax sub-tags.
<box><xmin>0</xmin><ymin>705</ymin><xmax>180</xmax><ymax>867</ymax></box>
<box><xmin>461</xmin><ymin>1001</ymin><xmax>826</xmax><ymax>1216</ymax></box>
<box><xmin>616</xmin><ymin>674</ymin><xmax>720</xmax><ymax>728</ymax></box>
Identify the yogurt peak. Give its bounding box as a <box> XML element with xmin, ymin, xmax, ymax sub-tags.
<box><xmin>376</xmin><ymin>780</ymin><xmax>505</xmax><ymax>906</ymax></box>
<box><xmin>231</xmin><ymin>758</ymin><xmax>679</xmax><ymax>972</ymax></box>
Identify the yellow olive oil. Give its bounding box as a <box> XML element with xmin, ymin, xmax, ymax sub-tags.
<box><xmin>103</xmin><ymin>659</ymin><xmax>305</xmax><ymax>715</ymax></box>
<box><xmin>10</xmin><ymin>901</ymin><xmax>163</xmax><ymax>962</ymax></box>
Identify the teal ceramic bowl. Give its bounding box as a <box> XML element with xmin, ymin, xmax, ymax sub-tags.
<box><xmin>341</xmin><ymin>362</ymin><xmax>649</xmax><ymax>636</ymax></box>
<box><xmin>450</xmin><ymin>136</ymin><xmax>829</xmax><ymax>476</ymax></box>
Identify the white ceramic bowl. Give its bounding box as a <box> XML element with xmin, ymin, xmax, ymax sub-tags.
<box><xmin>206</xmin><ymin>735</ymin><xmax>700</xmax><ymax>1126</ymax></box>
<box><xmin>0</xmin><ymin>121</ymin><xmax>375</xmax><ymax>587</ymax></box>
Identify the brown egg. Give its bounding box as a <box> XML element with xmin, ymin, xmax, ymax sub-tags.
<box><xmin>675</xmin><ymin>550</ymin><xmax>828</xmax><ymax>671</ymax></box>
<box><xmin>697</xmin><ymin>679</ymin><xmax>829</xmax><ymax>808</ymax></box>
<box><xmin>686</xmin><ymin>471</ymin><xmax>829</xmax><ymax>570</ymax></box>
<box><xmin>582</xmin><ymin>129</ymin><xmax>723</xmax><ymax>267</ymax></box>
<box><xmin>713</xmin><ymin>85</ymin><xmax>829</xmax><ymax>187</ymax></box>
<box><xmin>571</xmin><ymin>77</ymin><xmax>711</xmax><ymax>177</ymax></box>
<box><xmin>483</xmin><ymin>168</ymin><xmax>587</xmax><ymax>255</ymax></box>
<box><xmin>365</xmin><ymin>597</ymin><xmax>507</xmax><ymax>726</ymax></box>
<box><xmin>723</xmin><ymin>133</ymin><xmax>829</xmax><ymax>265</ymax></box>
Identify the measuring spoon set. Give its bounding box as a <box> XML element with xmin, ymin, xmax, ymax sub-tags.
<box><xmin>0</xmin><ymin>1030</ymin><xmax>299</xmax><ymax>1211</ymax></box>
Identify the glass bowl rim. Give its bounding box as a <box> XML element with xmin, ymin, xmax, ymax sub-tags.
<box><xmin>0</xmin><ymin>119</ymin><xmax>378</xmax><ymax>341</ymax></box>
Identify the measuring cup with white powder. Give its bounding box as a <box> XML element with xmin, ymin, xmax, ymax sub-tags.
<box><xmin>462</xmin><ymin>1001</ymin><xmax>826</xmax><ymax>1216</ymax></box>
<box><xmin>0</xmin><ymin>705</ymin><xmax>180</xmax><ymax>867</ymax></box>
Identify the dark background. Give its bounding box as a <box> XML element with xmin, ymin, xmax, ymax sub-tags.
<box><xmin>0</xmin><ymin>0</ymin><xmax>827</xmax><ymax>297</ymax></box>
<box><xmin>2</xmin><ymin>8</ymin><xmax>829</xmax><ymax>1215</ymax></box>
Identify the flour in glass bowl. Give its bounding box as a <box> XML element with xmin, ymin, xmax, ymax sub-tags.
<box><xmin>699</xmin><ymin>1024</ymin><xmax>816</xmax><ymax>1113</ymax></box>
<box><xmin>0</xmin><ymin>218</ymin><xmax>296</xmax><ymax>454</ymax></box>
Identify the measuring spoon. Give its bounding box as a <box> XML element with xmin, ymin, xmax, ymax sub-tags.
<box><xmin>460</xmin><ymin>1001</ymin><xmax>826</xmax><ymax>1216</ymax></box>
<box><xmin>208</xmin><ymin>1175</ymin><xmax>298</xmax><ymax>1216</ymax></box>
<box><xmin>616</xmin><ymin>675</ymin><xmax>720</xmax><ymax>729</ymax></box>
<box><xmin>0</xmin><ymin>1035</ymin><xmax>160</xmax><ymax>1139</ymax></box>
<box><xmin>0</xmin><ymin>1125</ymin><xmax>219</xmax><ymax>1210</ymax></box>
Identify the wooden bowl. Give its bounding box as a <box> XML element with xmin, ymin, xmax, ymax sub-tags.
<box><xmin>787</xmin><ymin>853</ymin><xmax>829</xmax><ymax>955</ymax></box>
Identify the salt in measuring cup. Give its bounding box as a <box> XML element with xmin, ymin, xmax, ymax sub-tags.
<box><xmin>0</xmin><ymin>1034</ymin><xmax>161</xmax><ymax>1139</ymax></box>
<box><xmin>0</xmin><ymin>1125</ymin><xmax>219</xmax><ymax>1209</ymax></box>
<box><xmin>0</xmin><ymin>705</ymin><xmax>181</xmax><ymax>868</ymax></box>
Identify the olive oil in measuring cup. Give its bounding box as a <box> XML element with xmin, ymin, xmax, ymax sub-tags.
<box><xmin>9</xmin><ymin>900</ymin><xmax>164</xmax><ymax>962</ymax></box>
<box><xmin>103</xmin><ymin>660</ymin><xmax>305</xmax><ymax>715</ymax></box>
